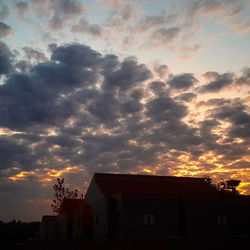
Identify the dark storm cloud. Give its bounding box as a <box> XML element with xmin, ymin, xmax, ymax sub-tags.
<box><xmin>168</xmin><ymin>73</ymin><xmax>198</xmax><ymax>90</ymax></box>
<box><xmin>51</xmin><ymin>44</ymin><xmax>102</xmax><ymax>68</ymax></box>
<box><xmin>0</xmin><ymin>43</ymin><xmax>151</xmax><ymax>135</ymax></box>
<box><xmin>72</xmin><ymin>17</ymin><xmax>102</xmax><ymax>37</ymax></box>
<box><xmin>144</xmin><ymin>93</ymin><xmax>203</xmax><ymax>151</ymax></box>
<box><xmin>87</xmin><ymin>93</ymin><xmax>120</xmax><ymax>123</ymax></box>
<box><xmin>149</xmin><ymin>81</ymin><xmax>167</xmax><ymax>95</ymax></box>
<box><xmin>15</xmin><ymin>60</ymin><xmax>30</xmax><ymax>74</ymax></box>
<box><xmin>0</xmin><ymin>42</ymin><xmax>13</xmax><ymax>75</ymax></box>
<box><xmin>101</xmin><ymin>54</ymin><xmax>119</xmax><ymax>74</ymax></box>
<box><xmin>31</xmin><ymin>61</ymin><xmax>97</xmax><ymax>89</ymax></box>
<box><xmin>0</xmin><ymin>44</ymin><xmax>103</xmax><ymax>130</ymax></box>
<box><xmin>0</xmin><ymin>73</ymin><xmax>49</xmax><ymax>129</ymax></box>
<box><xmin>0</xmin><ymin>21</ymin><xmax>13</xmax><ymax>38</ymax></box>
<box><xmin>207</xmin><ymin>100</ymin><xmax>250</xmax><ymax>139</ymax></box>
<box><xmin>146</xmin><ymin>96</ymin><xmax>187</xmax><ymax>122</ymax></box>
<box><xmin>230</xmin><ymin>125</ymin><xmax>250</xmax><ymax>138</ymax></box>
<box><xmin>23</xmin><ymin>47</ymin><xmax>47</xmax><ymax>62</ymax></box>
<box><xmin>46</xmin><ymin>133</ymin><xmax>81</xmax><ymax>149</ymax></box>
<box><xmin>200</xmin><ymin>72</ymin><xmax>234</xmax><ymax>92</ymax></box>
<box><xmin>103</xmin><ymin>57</ymin><xmax>152</xmax><ymax>91</ymax></box>
<box><xmin>0</xmin><ymin>137</ymin><xmax>35</xmax><ymax>171</ymax></box>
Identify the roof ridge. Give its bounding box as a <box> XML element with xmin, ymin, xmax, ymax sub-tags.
<box><xmin>94</xmin><ymin>172</ymin><xmax>205</xmax><ymax>181</ymax></box>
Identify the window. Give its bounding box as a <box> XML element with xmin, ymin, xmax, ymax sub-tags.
<box><xmin>143</xmin><ymin>213</ymin><xmax>156</xmax><ymax>226</ymax></box>
<box><xmin>217</xmin><ymin>214</ymin><xmax>228</xmax><ymax>226</ymax></box>
<box><xmin>95</xmin><ymin>214</ymin><xmax>99</xmax><ymax>224</ymax></box>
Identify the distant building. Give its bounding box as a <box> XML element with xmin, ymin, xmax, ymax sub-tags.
<box><xmin>57</xmin><ymin>198</ymin><xmax>92</xmax><ymax>241</ymax></box>
<box><xmin>39</xmin><ymin>215</ymin><xmax>58</xmax><ymax>240</ymax></box>
<box><xmin>39</xmin><ymin>199</ymin><xmax>92</xmax><ymax>242</ymax></box>
<box><xmin>86</xmin><ymin>173</ymin><xmax>250</xmax><ymax>240</ymax></box>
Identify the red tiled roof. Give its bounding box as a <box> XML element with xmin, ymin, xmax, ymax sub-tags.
<box><xmin>94</xmin><ymin>173</ymin><xmax>218</xmax><ymax>196</ymax></box>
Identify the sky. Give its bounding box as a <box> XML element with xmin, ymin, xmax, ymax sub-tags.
<box><xmin>0</xmin><ymin>0</ymin><xmax>250</xmax><ymax>222</ymax></box>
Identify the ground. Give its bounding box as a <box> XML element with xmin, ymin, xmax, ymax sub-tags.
<box><xmin>1</xmin><ymin>236</ymin><xmax>250</xmax><ymax>250</ymax></box>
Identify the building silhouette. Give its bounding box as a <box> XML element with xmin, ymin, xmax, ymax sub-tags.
<box><xmin>40</xmin><ymin>173</ymin><xmax>250</xmax><ymax>244</ymax></box>
<box><xmin>85</xmin><ymin>173</ymin><xmax>250</xmax><ymax>240</ymax></box>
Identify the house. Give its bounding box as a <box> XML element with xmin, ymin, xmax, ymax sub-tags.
<box><xmin>85</xmin><ymin>173</ymin><xmax>250</xmax><ymax>240</ymax></box>
<box><xmin>57</xmin><ymin>198</ymin><xmax>93</xmax><ymax>242</ymax></box>
<box><xmin>39</xmin><ymin>198</ymin><xmax>92</xmax><ymax>242</ymax></box>
<box><xmin>39</xmin><ymin>215</ymin><xmax>58</xmax><ymax>240</ymax></box>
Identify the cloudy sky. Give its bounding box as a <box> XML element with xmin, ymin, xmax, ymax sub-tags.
<box><xmin>0</xmin><ymin>0</ymin><xmax>250</xmax><ymax>222</ymax></box>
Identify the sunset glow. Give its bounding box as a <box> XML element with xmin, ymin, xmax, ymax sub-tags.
<box><xmin>8</xmin><ymin>166</ymin><xmax>82</xmax><ymax>185</ymax></box>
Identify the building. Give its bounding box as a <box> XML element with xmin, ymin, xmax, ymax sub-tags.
<box><xmin>85</xmin><ymin>173</ymin><xmax>250</xmax><ymax>240</ymax></box>
<box><xmin>39</xmin><ymin>199</ymin><xmax>92</xmax><ymax>242</ymax></box>
<box><xmin>39</xmin><ymin>215</ymin><xmax>58</xmax><ymax>240</ymax></box>
<box><xmin>57</xmin><ymin>198</ymin><xmax>93</xmax><ymax>241</ymax></box>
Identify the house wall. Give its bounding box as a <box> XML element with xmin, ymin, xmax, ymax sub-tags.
<box><xmin>121</xmin><ymin>194</ymin><xmax>180</xmax><ymax>238</ymax></box>
<box><xmin>119</xmin><ymin>194</ymin><xmax>250</xmax><ymax>238</ymax></box>
<box><xmin>184</xmin><ymin>195</ymin><xmax>250</xmax><ymax>236</ymax></box>
<box><xmin>85</xmin><ymin>179</ymin><xmax>108</xmax><ymax>240</ymax></box>
<box><xmin>183</xmin><ymin>196</ymin><xmax>220</xmax><ymax>236</ymax></box>
<box><xmin>57</xmin><ymin>214</ymin><xmax>67</xmax><ymax>241</ymax></box>
<box><xmin>40</xmin><ymin>217</ymin><xmax>59</xmax><ymax>241</ymax></box>
<box><xmin>218</xmin><ymin>195</ymin><xmax>250</xmax><ymax>235</ymax></box>
<box><xmin>107</xmin><ymin>194</ymin><xmax>123</xmax><ymax>238</ymax></box>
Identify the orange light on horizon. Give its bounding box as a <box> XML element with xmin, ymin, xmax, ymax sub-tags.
<box><xmin>142</xmin><ymin>168</ymin><xmax>153</xmax><ymax>173</ymax></box>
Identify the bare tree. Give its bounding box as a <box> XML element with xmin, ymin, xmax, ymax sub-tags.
<box><xmin>51</xmin><ymin>178</ymin><xmax>83</xmax><ymax>213</ymax></box>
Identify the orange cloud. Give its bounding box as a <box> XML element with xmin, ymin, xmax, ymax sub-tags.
<box><xmin>8</xmin><ymin>166</ymin><xmax>82</xmax><ymax>184</ymax></box>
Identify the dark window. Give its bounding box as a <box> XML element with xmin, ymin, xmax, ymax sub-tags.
<box><xmin>95</xmin><ymin>214</ymin><xmax>99</xmax><ymax>224</ymax></box>
<box><xmin>217</xmin><ymin>214</ymin><xmax>228</xmax><ymax>226</ymax></box>
<box><xmin>143</xmin><ymin>213</ymin><xmax>156</xmax><ymax>226</ymax></box>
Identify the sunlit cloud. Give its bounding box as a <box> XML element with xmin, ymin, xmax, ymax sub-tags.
<box><xmin>8</xmin><ymin>166</ymin><xmax>83</xmax><ymax>185</ymax></box>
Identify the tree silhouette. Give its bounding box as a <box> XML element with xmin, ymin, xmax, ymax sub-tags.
<box><xmin>51</xmin><ymin>178</ymin><xmax>83</xmax><ymax>213</ymax></box>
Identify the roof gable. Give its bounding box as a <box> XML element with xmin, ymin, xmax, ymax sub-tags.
<box><xmin>93</xmin><ymin>173</ymin><xmax>218</xmax><ymax>196</ymax></box>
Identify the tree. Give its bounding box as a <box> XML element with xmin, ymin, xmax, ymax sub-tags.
<box><xmin>51</xmin><ymin>177</ymin><xmax>83</xmax><ymax>213</ymax></box>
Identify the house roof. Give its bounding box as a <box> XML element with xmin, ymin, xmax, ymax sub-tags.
<box><xmin>93</xmin><ymin>173</ymin><xmax>218</xmax><ymax>196</ymax></box>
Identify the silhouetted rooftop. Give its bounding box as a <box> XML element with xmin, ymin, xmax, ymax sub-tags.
<box><xmin>93</xmin><ymin>173</ymin><xmax>218</xmax><ymax>196</ymax></box>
